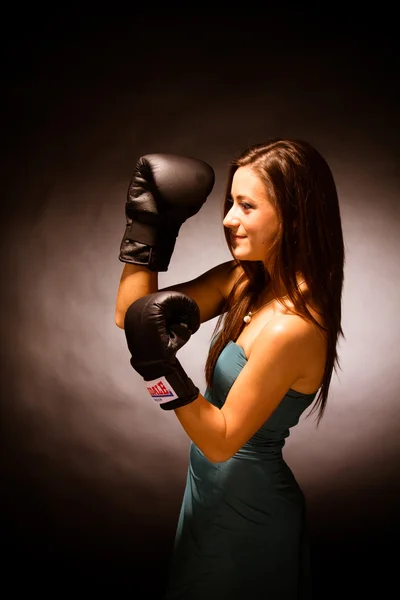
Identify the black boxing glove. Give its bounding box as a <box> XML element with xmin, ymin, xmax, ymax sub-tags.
<box><xmin>119</xmin><ymin>153</ymin><xmax>215</xmax><ymax>272</ymax></box>
<box><xmin>124</xmin><ymin>291</ymin><xmax>201</xmax><ymax>410</ymax></box>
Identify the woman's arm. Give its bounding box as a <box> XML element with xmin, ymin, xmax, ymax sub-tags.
<box><xmin>122</xmin><ymin>285</ymin><xmax>321</xmax><ymax>462</ymax></box>
<box><xmin>115</xmin><ymin>264</ymin><xmax>158</xmax><ymax>328</ymax></box>
<box><xmin>115</xmin><ymin>259</ymin><xmax>240</xmax><ymax>329</ymax></box>
<box><xmin>174</xmin><ymin>315</ymin><xmax>318</xmax><ymax>462</ymax></box>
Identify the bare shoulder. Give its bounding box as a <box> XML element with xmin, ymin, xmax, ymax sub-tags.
<box><xmin>253</xmin><ymin>311</ymin><xmax>327</xmax><ymax>393</ymax></box>
<box><xmin>218</xmin><ymin>259</ymin><xmax>244</xmax><ymax>299</ymax></box>
<box><xmin>256</xmin><ymin>313</ymin><xmax>318</xmax><ymax>353</ymax></box>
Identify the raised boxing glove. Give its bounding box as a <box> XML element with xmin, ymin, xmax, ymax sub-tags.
<box><xmin>124</xmin><ymin>290</ymin><xmax>201</xmax><ymax>410</ymax></box>
<box><xmin>119</xmin><ymin>153</ymin><xmax>215</xmax><ymax>271</ymax></box>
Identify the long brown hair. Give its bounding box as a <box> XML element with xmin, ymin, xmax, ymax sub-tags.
<box><xmin>204</xmin><ymin>139</ymin><xmax>345</xmax><ymax>423</ymax></box>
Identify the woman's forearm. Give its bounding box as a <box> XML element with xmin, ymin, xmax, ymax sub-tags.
<box><xmin>115</xmin><ymin>264</ymin><xmax>158</xmax><ymax>328</ymax></box>
<box><xmin>174</xmin><ymin>393</ymin><xmax>227</xmax><ymax>463</ymax></box>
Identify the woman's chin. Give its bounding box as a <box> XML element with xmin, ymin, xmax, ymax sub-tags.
<box><xmin>233</xmin><ymin>248</ymin><xmax>252</xmax><ymax>259</ymax></box>
<box><xmin>232</xmin><ymin>248</ymin><xmax>266</xmax><ymax>264</ymax></box>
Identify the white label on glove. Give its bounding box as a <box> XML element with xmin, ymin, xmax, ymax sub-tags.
<box><xmin>144</xmin><ymin>376</ymin><xmax>179</xmax><ymax>404</ymax></box>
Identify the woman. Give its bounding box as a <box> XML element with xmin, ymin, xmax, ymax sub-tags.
<box><xmin>115</xmin><ymin>139</ymin><xmax>345</xmax><ymax>598</ymax></box>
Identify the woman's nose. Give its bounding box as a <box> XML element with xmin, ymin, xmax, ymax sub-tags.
<box><xmin>223</xmin><ymin>206</ymin><xmax>240</xmax><ymax>228</ymax></box>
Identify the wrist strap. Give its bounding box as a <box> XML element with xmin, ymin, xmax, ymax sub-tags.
<box><xmin>143</xmin><ymin>362</ymin><xmax>199</xmax><ymax>410</ymax></box>
<box><xmin>124</xmin><ymin>221</ymin><xmax>157</xmax><ymax>246</ymax></box>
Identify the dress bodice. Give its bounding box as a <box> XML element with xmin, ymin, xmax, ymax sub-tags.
<box><xmin>204</xmin><ymin>340</ymin><xmax>317</xmax><ymax>452</ymax></box>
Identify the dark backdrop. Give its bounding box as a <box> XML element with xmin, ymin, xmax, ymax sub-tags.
<box><xmin>1</xmin><ymin>5</ymin><xmax>399</xmax><ymax>597</ymax></box>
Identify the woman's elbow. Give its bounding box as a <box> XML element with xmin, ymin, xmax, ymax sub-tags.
<box><xmin>203</xmin><ymin>447</ymin><xmax>232</xmax><ymax>464</ymax></box>
<box><xmin>115</xmin><ymin>310</ymin><xmax>126</xmax><ymax>329</ymax></box>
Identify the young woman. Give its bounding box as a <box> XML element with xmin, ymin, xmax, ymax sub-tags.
<box><xmin>115</xmin><ymin>140</ymin><xmax>345</xmax><ymax>598</ymax></box>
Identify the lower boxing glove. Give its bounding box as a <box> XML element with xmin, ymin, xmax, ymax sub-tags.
<box><xmin>124</xmin><ymin>290</ymin><xmax>201</xmax><ymax>410</ymax></box>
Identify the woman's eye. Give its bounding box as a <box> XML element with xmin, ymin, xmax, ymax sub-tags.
<box><xmin>226</xmin><ymin>198</ymin><xmax>252</xmax><ymax>210</ymax></box>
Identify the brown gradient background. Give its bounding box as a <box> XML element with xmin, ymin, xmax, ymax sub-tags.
<box><xmin>1</xmin><ymin>6</ymin><xmax>399</xmax><ymax>597</ymax></box>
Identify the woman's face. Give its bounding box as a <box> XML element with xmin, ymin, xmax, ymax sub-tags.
<box><xmin>223</xmin><ymin>166</ymin><xmax>280</xmax><ymax>266</ymax></box>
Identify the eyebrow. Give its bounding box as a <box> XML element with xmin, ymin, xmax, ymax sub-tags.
<box><xmin>230</xmin><ymin>194</ymin><xmax>256</xmax><ymax>203</ymax></box>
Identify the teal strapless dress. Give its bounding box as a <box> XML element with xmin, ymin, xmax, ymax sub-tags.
<box><xmin>164</xmin><ymin>340</ymin><xmax>316</xmax><ymax>599</ymax></box>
